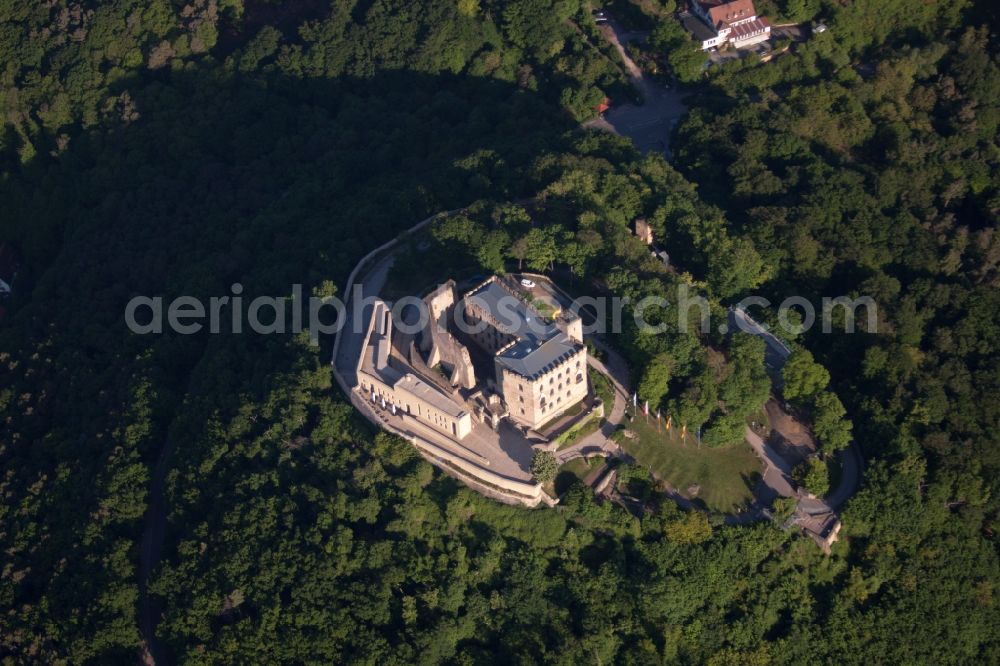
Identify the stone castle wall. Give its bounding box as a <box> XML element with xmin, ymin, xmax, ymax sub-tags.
<box><xmin>420</xmin><ymin>281</ymin><xmax>476</xmax><ymax>389</ymax></box>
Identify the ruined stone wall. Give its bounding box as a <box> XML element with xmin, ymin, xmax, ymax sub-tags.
<box><xmin>420</xmin><ymin>280</ymin><xmax>476</xmax><ymax>389</ymax></box>
<box><xmin>462</xmin><ymin>299</ymin><xmax>517</xmax><ymax>355</ymax></box>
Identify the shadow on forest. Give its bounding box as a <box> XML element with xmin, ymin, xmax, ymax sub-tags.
<box><xmin>554</xmin><ymin>470</ymin><xmax>582</xmax><ymax>496</ymax></box>
<box><xmin>0</xmin><ymin>63</ymin><xmax>603</xmax><ymax>663</ymax></box>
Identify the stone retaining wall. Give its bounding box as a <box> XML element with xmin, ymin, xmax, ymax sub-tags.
<box><xmin>331</xmin><ymin>208</ymin><xmax>554</xmax><ymax>508</ymax></box>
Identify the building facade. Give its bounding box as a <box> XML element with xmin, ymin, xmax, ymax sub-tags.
<box><xmin>496</xmin><ymin>341</ymin><xmax>587</xmax><ymax>429</ymax></box>
<box><xmin>686</xmin><ymin>0</ymin><xmax>771</xmax><ymax>50</ymax></box>
<box><xmin>358</xmin><ymin>301</ymin><xmax>473</xmax><ymax>440</ymax></box>
<box><xmin>462</xmin><ymin>277</ymin><xmax>588</xmax><ymax>431</ymax></box>
<box><xmin>634</xmin><ymin>218</ymin><xmax>655</xmax><ymax>245</ymax></box>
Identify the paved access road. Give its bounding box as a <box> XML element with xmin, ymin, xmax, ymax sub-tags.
<box><xmin>729</xmin><ymin>307</ymin><xmax>863</xmax><ymax>510</ymax></box>
<box><xmin>823</xmin><ymin>444</ymin><xmax>863</xmax><ymax>509</ymax></box>
<box><xmin>555</xmin><ymin>354</ymin><xmax>627</xmax><ymax>464</ymax></box>
<box><xmin>138</xmin><ymin>432</ymin><xmax>172</xmax><ymax>666</ymax></box>
<box><xmin>584</xmin><ymin>18</ymin><xmax>687</xmax><ymax>154</ymax></box>
<box><xmin>729</xmin><ymin>306</ymin><xmax>791</xmax><ymax>382</ymax></box>
<box><xmin>744</xmin><ymin>426</ymin><xmax>796</xmax><ymax>500</ymax></box>
<box><xmin>333</xmin><ymin>252</ymin><xmax>395</xmax><ymax>387</ymax></box>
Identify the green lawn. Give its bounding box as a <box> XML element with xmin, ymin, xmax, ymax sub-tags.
<box><xmin>556</xmin><ymin>415</ymin><xmax>602</xmax><ymax>450</ymax></box>
<box><xmin>589</xmin><ymin>367</ymin><xmax>615</xmax><ymax>409</ymax></box>
<box><xmin>620</xmin><ymin>413</ymin><xmax>761</xmax><ymax>513</ymax></box>
<box><xmin>554</xmin><ymin>458</ymin><xmax>601</xmax><ymax>495</ymax></box>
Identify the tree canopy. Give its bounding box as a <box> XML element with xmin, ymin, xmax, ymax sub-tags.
<box><xmin>0</xmin><ymin>0</ymin><xmax>998</xmax><ymax>663</ymax></box>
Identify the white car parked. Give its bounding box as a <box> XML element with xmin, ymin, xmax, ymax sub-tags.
<box><xmin>520</xmin><ymin>278</ymin><xmax>536</xmax><ymax>288</ymax></box>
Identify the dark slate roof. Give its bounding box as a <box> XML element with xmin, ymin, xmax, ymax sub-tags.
<box><xmin>497</xmin><ymin>333</ymin><xmax>582</xmax><ymax>379</ymax></box>
<box><xmin>466</xmin><ymin>279</ymin><xmax>582</xmax><ymax>379</ymax></box>
<box><xmin>681</xmin><ymin>12</ymin><xmax>718</xmax><ymax>41</ymax></box>
<box><xmin>466</xmin><ymin>280</ymin><xmax>555</xmax><ymax>343</ymax></box>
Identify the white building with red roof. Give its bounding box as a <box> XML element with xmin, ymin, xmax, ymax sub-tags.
<box><xmin>686</xmin><ymin>0</ymin><xmax>771</xmax><ymax>50</ymax></box>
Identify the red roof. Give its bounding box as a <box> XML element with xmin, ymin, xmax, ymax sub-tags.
<box><xmin>595</xmin><ymin>96</ymin><xmax>611</xmax><ymax>113</ymax></box>
<box><xmin>698</xmin><ymin>0</ymin><xmax>757</xmax><ymax>28</ymax></box>
<box><xmin>730</xmin><ymin>17</ymin><xmax>770</xmax><ymax>39</ymax></box>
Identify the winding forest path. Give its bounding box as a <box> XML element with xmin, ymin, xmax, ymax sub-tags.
<box><xmin>138</xmin><ymin>431</ymin><xmax>174</xmax><ymax>665</ymax></box>
<box><xmin>555</xmin><ymin>358</ymin><xmax>626</xmax><ymax>464</ymax></box>
<box><xmin>744</xmin><ymin>426</ymin><xmax>796</xmax><ymax>499</ymax></box>
<box><xmin>729</xmin><ymin>307</ymin><xmax>863</xmax><ymax>510</ymax></box>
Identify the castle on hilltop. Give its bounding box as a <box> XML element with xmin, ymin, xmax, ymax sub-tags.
<box><xmin>356</xmin><ymin>275</ymin><xmax>589</xmax><ymax>440</ymax></box>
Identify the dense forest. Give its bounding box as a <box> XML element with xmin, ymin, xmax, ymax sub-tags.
<box><xmin>1</xmin><ymin>0</ymin><xmax>998</xmax><ymax>663</ymax></box>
